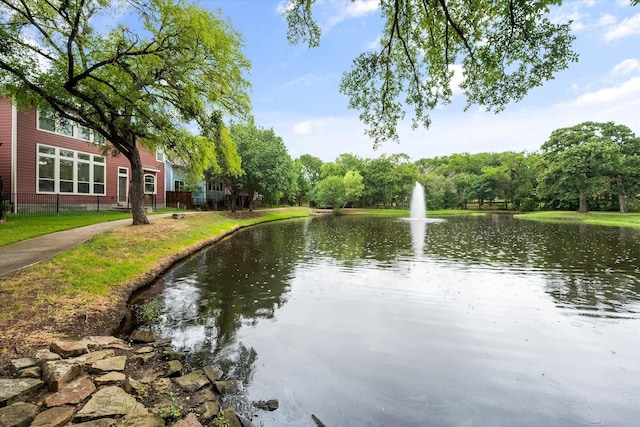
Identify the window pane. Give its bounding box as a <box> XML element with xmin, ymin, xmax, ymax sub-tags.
<box><xmin>39</xmin><ymin>146</ymin><xmax>56</xmax><ymax>155</ymax></box>
<box><xmin>39</xmin><ymin>180</ymin><xmax>54</xmax><ymax>192</ymax></box>
<box><xmin>60</xmin><ymin>159</ymin><xmax>74</xmax><ymax>180</ymax></box>
<box><xmin>78</xmin><ymin>153</ymin><xmax>90</xmax><ymax>161</ymax></box>
<box><xmin>59</xmin><ymin>118</ymin><xmax>73</xmax><ymax>136</ymax></box>
<box><xmin>94</xmin><ymin>156</ymin><xmax>104</xmax><ymax>163</ymax></box>
<box><xmin>94</xmin><ymin>133</ymin><xmax>105</xmax><ymax>144</ymax></box>
<box><xmin>144</xmin><ymin>175</ymin><xmax>155</xmax><ymax>194</ymax></box>
<box><xmin>77</xmin><ymin>162</ymin><xmax>90</xmax><ymax>182</ymax></box>
<box><xmin>38</xmin><ymin>156</ymin><xmax>55</xmax><ymax>179</ymax></box>
<box><xmin>78</xmin><ymin>182</ymin><xmax>90</xmax><ymax>193</ymax></box>
<box><xmin>60</xmin><ymin>150</ymin><xmax>74</xmax><ymax>158</ymax></box>
<box><xmin>94</xmin><ymin>165</ymin><xmax>105</xmax><ymax>183</ymax></box>
<box><xmin>94</xmin><ymin>183</ymin><xmax>105</xmax><ymax>194</ymax></box>
<box><xmin>38</xmin><ymin>110</ymin><xmax>56</xmax><ymax>131</ymax></box>
<box><xmin>77</xmin><ymin>125</ymin><xmax>91</xmax><ymax>141</ymax></box>
<box><xmin>60</xmin><ymin>181</ymin><xmax>74</xmax><ymax>192</ymax></box>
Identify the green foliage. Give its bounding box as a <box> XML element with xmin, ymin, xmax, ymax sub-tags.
<box><xmin>135</xmin><ymin>300</ymin><xmax>162</xmax><ymax>327</ymax></box>
<box><xmin>285</xmin><ymin>0</ymin><xmax>577</xmax><ymax>146</ymax></box>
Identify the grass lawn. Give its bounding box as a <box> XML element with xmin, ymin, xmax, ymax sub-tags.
<box><xmin>0</xmin><ymin>207</ymin><xmax>313</xmax><ymax>363</ymax></box>
<box><xmin>0</xmin><ymin>208</ymin><xmax>176</xmax><ymax>247</ymax></box>
<box><xmin>514</xmin><ymin>210</ymin><xmax>640</xmax><ymax>228</ymax></box>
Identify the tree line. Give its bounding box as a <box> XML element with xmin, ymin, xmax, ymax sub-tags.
<box><xmin>221</xmin><ymin>121</ymin><xmax>640</xmax><ymax>214</ymax></box>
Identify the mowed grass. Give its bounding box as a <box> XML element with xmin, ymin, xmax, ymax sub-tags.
<box><xmin>0</xmin><ymin>208</ymin><xmax>312</xmax><ymax>323</ymax></box>
<box><xmin>0</xmin><ymin>209</ymin><xmax>175</xmax><ymax>247</ymax></box>
<box><xmin>514</xmin><ymin>210</ymin><xmax>640</xmax><ymax>228</ymax></box>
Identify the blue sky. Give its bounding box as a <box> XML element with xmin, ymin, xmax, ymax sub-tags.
<box><xmin>205</xmin><ymin>0</ymin><xmax>640</xmax><ymax>162</ymax></box>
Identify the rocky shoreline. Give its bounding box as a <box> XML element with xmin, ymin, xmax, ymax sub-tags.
<box><xmin>0</xmin><ymin>331</ymin><xmax>277</xmax><ymax>427</ymax></box>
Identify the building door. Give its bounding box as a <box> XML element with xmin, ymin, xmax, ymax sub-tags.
<box><xmin>118</xmin><ymin>167</ymin><xmax>128</xmax><ymax>204</ymax></box>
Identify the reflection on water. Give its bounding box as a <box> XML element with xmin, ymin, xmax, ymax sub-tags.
<box><xmin>146</xmin><ymin>215</ymin><xmax>640</xmax><ymax>426</ymax></box>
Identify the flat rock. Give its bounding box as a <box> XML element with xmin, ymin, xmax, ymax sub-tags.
<box><xmin>211</xmin><ymin>408</ymin><xmax>242</xmax><ymax>427</ymax></box>
<box><xmin>135</xmin><ymin>346</ymin><xmax>154</xmax><ymax>354</ymax></box>
<box><xmin>0</xmin><ymin>402</ymin><xmax>38</xmax><ymax>427</ymax></box>
<box><xmin>30</xmin><ymin>405</ymin><xmax>75</xmax><ymax>427</ymax></box>
<box><xmin>166</xmin><ymin>360</ymin><xmax>183</xmax><ymax>377</ymax></box>
<box><xmin>91</xmin><ymin>356</ymin><xmax>127</xmax><ymax>373</ymax></box>
<box><xmin>74</xmin><ymin>386</ymin><xmax>147</xmax><ymax>422</ymax></box>
<box><xmin>17</xmin><ymin>366</ymin><xmax>41</xmax><ymax>379</ymax></box>
<box><xmin>94</xmin><ymin>372</ymin><xmax>126</xmax><ymax>385</ymax></box>
<box><xmin>174</xmin><ymin>370</ymin><xmax>209</xmax><ymax>392</ymax></box>
<box><xmin>10</xmin><ymin>358</ymin><xmax>37</xmax><ymax>371</ymax></box>
<box><xmin>50</xmin><ymin>340</ymin><xmax>90</xmax><ymax>358</ymax></box>
<box><xmin>72</xmin><ymin>419</ymin><xmax>115</xmax><ymax>427</ymax></box>
<box><xmin>203</xmin><ymin>366</ymin><xmax>223</xmax><ymax>382</ymax></box>
<box><xmin>114</xmin><ymin>412</ymin><xmax>164</xmax><ymax>427</ymax></box>
<box><xmin>131</xmin><ymin>353</ymin><xmax>155</xmax><ymax>365</ymax></box>
<box><xmin>0</xmin><ymin>378</ymin><xmax>43</xmax><ymax>407</ymax></box>
<box><xmin>34</xmin><ymin>349</ymin><xmax>61</xmax><ymax>364</ymax></box>
<box><xmin>151</xmin><ymin>378</ymin><xmax>171</xmax><ymax>395</ymax></box>
<box><xmin>129</xmin><ymin>330</ymin><xmax>156</xmax><ymax>343</ymax></box>
<box><xmin>201</xmin><ymin>400</ymin><xmax>221</xmax><ymax>421</ymax></box>
<box><xmin>42</xmin><ymin>359</ymin><xmax>83</xmax><ymax>392</ymax></box>
<box><xmin>74</xmin><ymin>349</ymin><xmax>115</xmax><ymax>365</ymax></box>
<box><xmin>45</xmin><ymin>376</ymin><xmax>95</xmax><ymax>407</ymax></box>
<box><xmin>88</xmin><ymin>336</ymin><xmax>126</xmax><ymax>348</ymax></box>
<box><xmin>172</xmin><ymin>413</ymin><xmax>203</xmax><ymax>427</ymax></box>
<box><xmin>163</xmin><ymin>349</ymin><xmax>187</xmax><ymax>361</ymax></box>
<box><xmin>124</xmin><ymin>377</ymin><xmax>147</xmax><ymax>397</ymax></box>
<box><xmin>213</xmin><ymin>380</ymin><xmax>241</xmax><ymax>395</ymax></box>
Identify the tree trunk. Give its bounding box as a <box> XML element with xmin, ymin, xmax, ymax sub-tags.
<box><xmin>127</xmin><ymin>146</ymin><xmax>150</xmax><ymax>225</ymax></box>
<box><xmin>578</xmin><ymin>195</ymin><xmax>588</xmax><ymax>213</ymax></box>
<box><xmin>619</xmin><ymin>194</ymin><xmax>629</xmax><ymax>213</ymax></box>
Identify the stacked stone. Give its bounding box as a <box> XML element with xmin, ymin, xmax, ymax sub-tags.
<box><xmin>0</xmin><ymin>332</ymin><xmax>268</xmax><ymax>427</ymax></box>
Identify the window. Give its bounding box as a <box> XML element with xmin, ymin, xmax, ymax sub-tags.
<box><xmin>144</xmin><ymin>174</ymin><xmax>156</xmax><ymax>194</ymax></box>
<box><xmin>156</xmin><ymin>149</ymin><xmax>164</xmax><ymax>162</ymax></box>
<box><xmin>37</xmin><ymin>144</ymin><xmax>106</xmax><ymax>195</ymax></box>
<box><xmin>174</xmin><ymin>180</ymin><xmax>184</xmax><ymax>191</ymax></box>
<box><xmin>208</xmin><ymin>181</ymin><xmax>224</xmax><ymax>192</ymax></box>
<box><xmin>37</xmin><ymin>108</ymin><xmax>106</xmax><ymax>144</ymax></box>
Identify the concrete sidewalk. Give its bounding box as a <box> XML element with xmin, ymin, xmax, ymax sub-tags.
<box><xmin>0</xmin><ymin>214</ymin><xmax>177</xmax><ymax>277</ymax></box>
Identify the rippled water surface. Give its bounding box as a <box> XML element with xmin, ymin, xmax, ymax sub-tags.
<box><xmin>146</xmin><ymin>215</ymin><xmax>640</xmax><ymax>426</ymax></box>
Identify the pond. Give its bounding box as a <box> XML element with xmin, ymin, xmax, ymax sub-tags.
<box><xmin>143</xmin><ymin>214</ymin><xmax>640</xmax><ymax>426</ymax></box>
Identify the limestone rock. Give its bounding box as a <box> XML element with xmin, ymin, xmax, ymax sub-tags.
<box><xmin>151</xmin><ymin>378</ymin><xmax>171</xmax><ymax>395</ymax></box>
<box><xmin>90</xmin><ymin>356</ymin><xmax>127</xmax><ymax>373</ymax></box>
<box><xmin>124</xmin><ymin>377</ymin><xmax>147</xmax><ymax>397</ymax></box>
<box><xmin>129</xmin><ymin>330</ymin><xmax>156</xmax><ymax>343</ymax></box>
<box><xmin>71</xmin><ymin>419</ymin><xmax>115</xmax><ymax>427</ymax></box>
<box><xmin>114</xmin><ymin>412</ymin><xmax>164</xmax><ymax>427</ymax></box>
<box><xmin>74</xmin><ymin>386</ymin><xmax>147</xmax><ymax>422</ymax></box>
<box><xmin>10</xmin><ymin>358</ymin><xmax>37</xmax><ymax>371</ymax></box>
<box><xmin>0</xmin><ymin>402</ymin><xmax>38</xmax><ymax>427</ymax></box>
<box><xmin>163</xmin><ymin>349</ymin><xmax>187</xmax><ymax>361</ymax></box>
<box><xmin>88</xmin><ymin>336</ymin><xmax>126</xmax><ymax>348</ymax></box>
<box><xmin>16</xmin><ymin>366</ymin><xmax>41</xmax><ymax>379</ymax></box>
<box><xmin>193</xmin><ymin>389</ymin><xmax>216</xmax><ymax>405</ymax></box>
<box><xmin>132</xmin><ymin>353</ymin><xmax>155</xmax><ymax>365</ymax></box>
<box><xmin>0</xmin><ymin>378</ymin><xmax>43</xmax><ymax>407</ymax></box>
<box><xmin>135</xmin><ymin>346</ymin><xmax>154</xmax><ymax>354</ymax></box>
<box><xmin>74</xmin><ymin>349</ymin><xmax>115</xmax><ymax>365</ymax></box>
<box><xmin>253</xmin><ymin>399</ymin><xmax>279</xmax><ymax>412</ymax></box>
<box><xmin>50</xmin><ymin>340</ymin><xmax>90</xmax><ymax>358</ymax></box>
<box><xmin>211</xmin><ymin>408</ymin><xmax>242</xmax><ymax>427</ymax></box>
<box><xmin>34</xmin><ymin>349</ymin><xmax>61</xmax><ymax>364</ymax></box>
<box><xmin>94</xmin><ymin>372</ymin><xmax>126</xmax><ymax>385</ymax></box>
<box><xmin>202</xmin><ymin>366</ymin><xmax>223</xmax><ymax>382</ymax></box>
<box><xmin>42</xmin><ymin>359</ymin><xmax>83</xmax><ymax>392</ymax></box>
<box><xmin>213</xmin><ymin>380</ymin><xmax>241</xmax><ymax>395</ymax></box>
<box><xmin>45</xmin><ymin>376</ymin><xmax>95</xmax><ymax>407</ymax></box>
<box><xmin>30</xmin><ymin>405</ymin><xmax>75</xmax><ymax>427</ymax></box>
<box><xmin>174</xmin><ymin>370</ymin><xmax>209</xmax><ymax>392</ymax></box>
<box><xmin>166</xmin><ymin>360</ymin><xmax>183</xmax><ymax>377</ymax></box>
<box><xmin>172</xmin><ymin>413</ymin><xmax>203</xmax><ymax>427</ymax></box>
<box><xmin>201</xmin><ymin>400</ymin><xmax>221</xmax><ymax>421</ymax></box>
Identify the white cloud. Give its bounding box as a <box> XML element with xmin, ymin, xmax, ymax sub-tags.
<box><xmin>598</xmin><ymin>14</ymin><xmax>617</xmax><ymax>26</ymax></box>
<box><xmin>603</xmin><ymin>13</ymin><xmax>640</xmax><ymax>41</ymax></box>
<box><xmin>449</xmin><ymin>64</ymin><xmax>464</xmax><ymax>95</ymax></box>
<box><xmin>557</xmin><ymin>76</ymin><xmax>640</xmax><ymax>107</ymax></box>
<box><xmin>325</xmin><ymin>0</ymin><xmax>379</xmax><ymax>29</ymax></box>
<box><xmin>612</xmin><ymin>58</ymin><xmax>640</xmax><ymax>75</ymax></box>
<box><xmin>292</xmin><ymin>117</ymin><xmax>333</xmax><ymax>136</ymax></box>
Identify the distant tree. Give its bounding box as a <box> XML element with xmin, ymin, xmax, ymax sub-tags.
<box><xmin>231</xmin><ymin>122</ymin><xmax>295</xmax><ymax>211</ymax></box>
<box><xmin>343</xmin><ymin>170</ymin><xmax>365</xmax><ymax>207</ymax></box>
<box><xmin>285</xmin><ymin>0</ymin><xmax>578</xmax><ymax>145</ymax></box>
<box><xmin>0</xmin><ymin>0</ymin><xmax>250</xmax><ymax>224</ymax></box>
<box><xmin>312</xmin><ymin>175</ymin><xmax>345</xmax><ymax>213</ymax></box>
<box><xmin>538</xmin><ymin>122</ymin><xmax>637</xmax><ymax>213</ymax></box>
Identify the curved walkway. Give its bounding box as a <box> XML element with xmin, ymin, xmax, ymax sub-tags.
<box><xmin>0</xmin><ymin>213</ymin><xmax>179</xmax><ymax>277</ymax></box>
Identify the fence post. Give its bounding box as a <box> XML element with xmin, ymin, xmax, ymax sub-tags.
<box><xmin>56</xmin><ymin>193</ymin><xmax>60</xmax><ymax>215</ymax></box>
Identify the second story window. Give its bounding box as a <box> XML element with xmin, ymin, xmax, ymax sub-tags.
<box><xmin>37</xmin><ymin>107</ymin><xmax>105</xmax><ymax>144</ymax></box>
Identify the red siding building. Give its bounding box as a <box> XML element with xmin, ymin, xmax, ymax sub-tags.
<box><xmin>0</xmin><ymin>98</ymin><xmax>165</xmax><ymax>213</ymax></box>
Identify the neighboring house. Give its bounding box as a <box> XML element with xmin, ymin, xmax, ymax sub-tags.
<box><xmin>0</xmin><ymin>98</ymin><xmax>165</xmax><ymax>213</ymax></box>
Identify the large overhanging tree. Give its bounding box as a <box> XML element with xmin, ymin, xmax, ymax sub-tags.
<box><xmin>285</xmin><ymin>0</ymin><xmax>585</xmax><ymax>145</ymax></box>
<box><xmin>0</xmin><ymin>0</ymin><xmax>251</xmax><ymax>224</ymax></box>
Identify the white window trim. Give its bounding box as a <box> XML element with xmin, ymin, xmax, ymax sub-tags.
<box><xmin>144</xmin><ymin>173</ymin><xmax>157</xmax><ymax>195</ymax></box>
<box><xmin>36</xmin><ymin>144</ymin><xmax>107</xmax><ymax>195</ymax></box>
<box><xmin>36</xmin><ymin>109</ymin><xmax>105</xmax><ymax>145</ymax></box>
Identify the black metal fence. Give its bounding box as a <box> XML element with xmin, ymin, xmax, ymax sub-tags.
<box><xmin>0</xmin><ymin>193</ymin><xmax>157</xmax><ymax>218</ymax></box>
